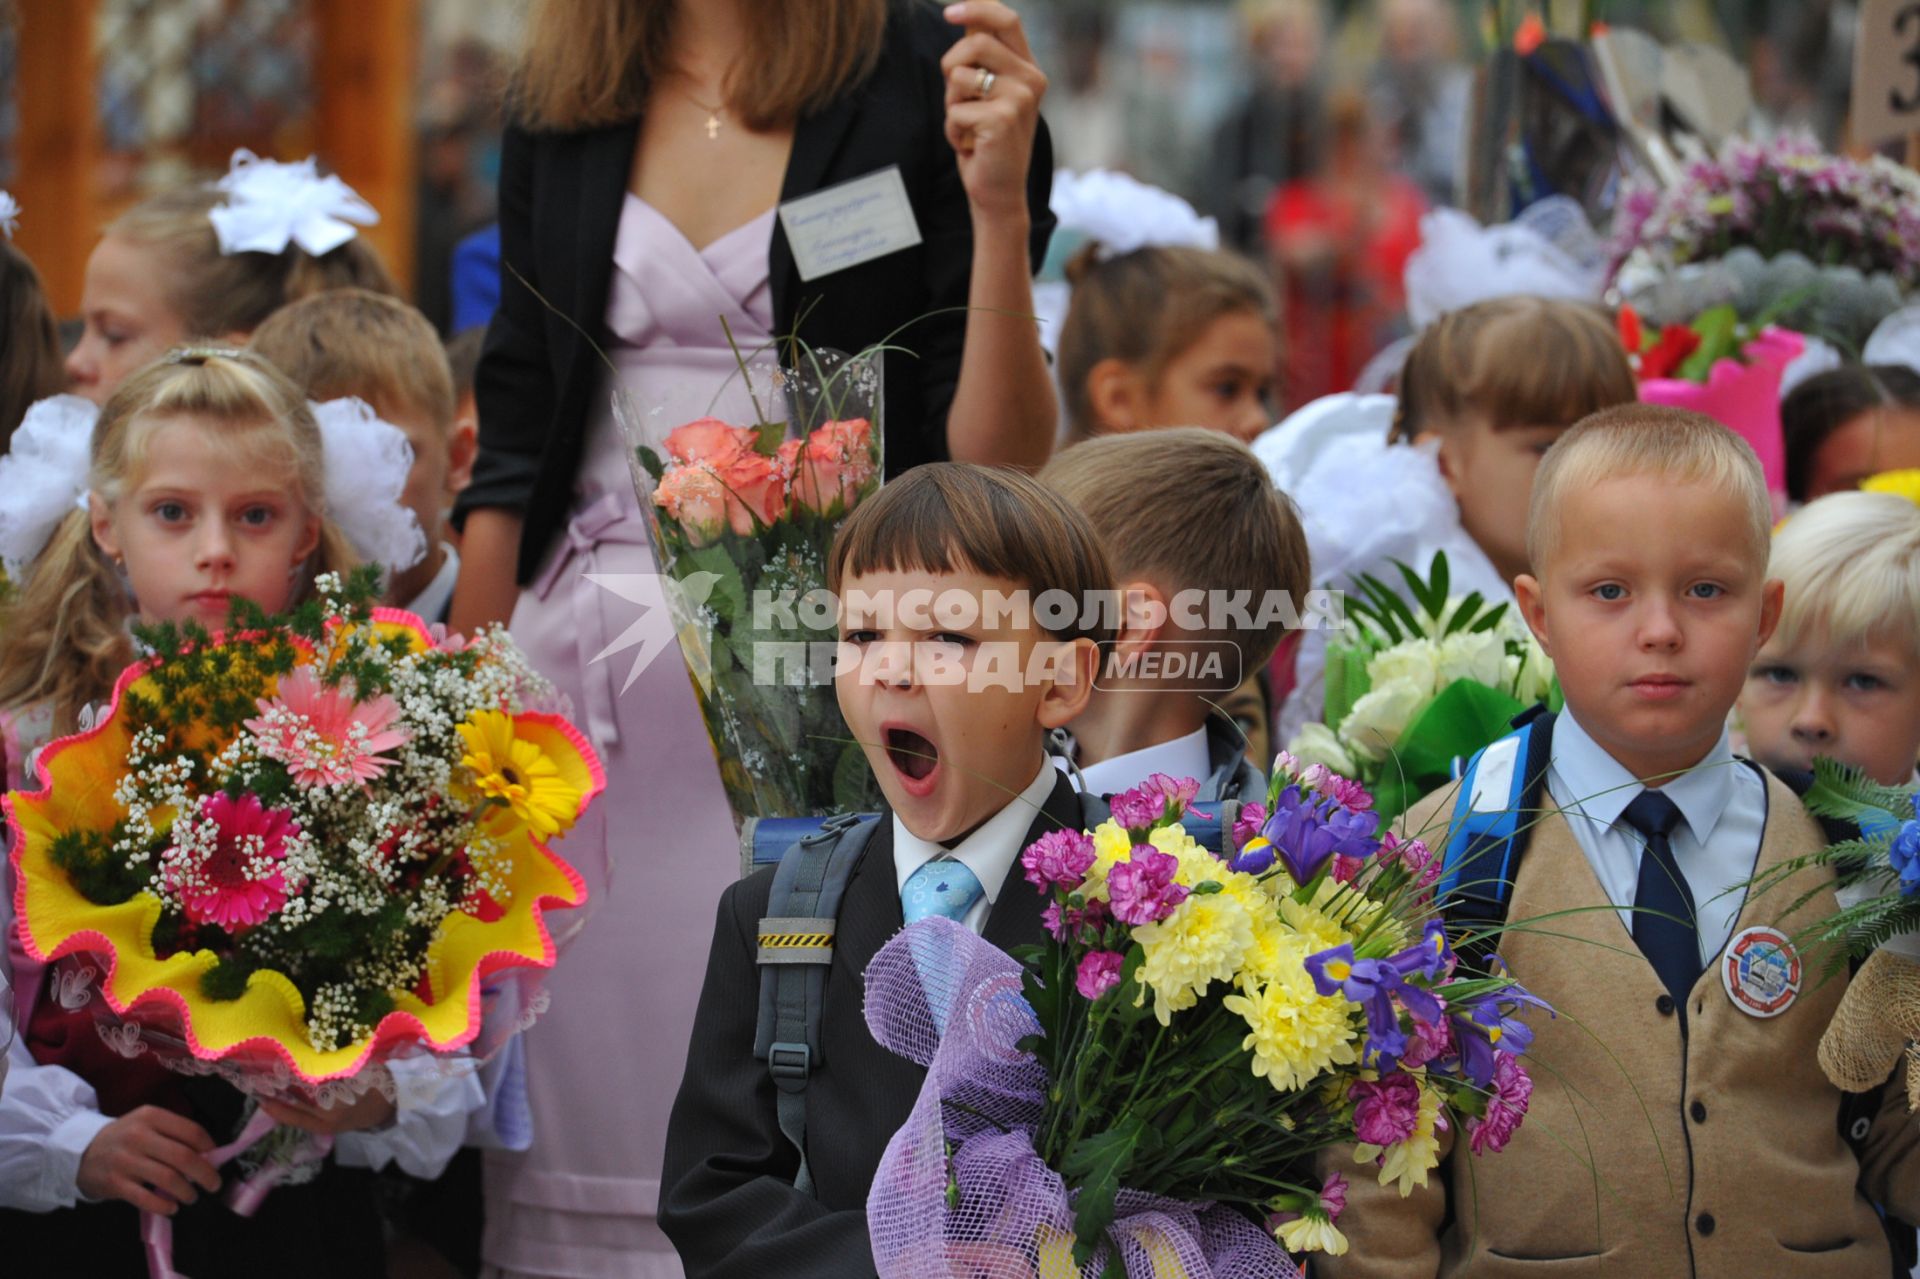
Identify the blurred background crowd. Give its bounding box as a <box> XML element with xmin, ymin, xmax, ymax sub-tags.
<box><xmin>0</xmin><ymin>0</ymin><xmax>1868</xmax><ymax>401</ymax></box>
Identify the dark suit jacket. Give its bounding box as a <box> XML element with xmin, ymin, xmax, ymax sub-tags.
<box><xmin>658</xmin><ymin>772</ymin><xmax>1078</xmax><ymax>1277</ymax></box>
<box><xmin>457</xmin><ymin>0</ymin><xmax>1057</xmax><ymax>585</ymax></box>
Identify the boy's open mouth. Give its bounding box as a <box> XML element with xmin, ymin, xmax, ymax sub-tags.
<box><xmin>885</xmin><ymin>727</ymin><xmax>939</xmax><ymax>782</ymax></box>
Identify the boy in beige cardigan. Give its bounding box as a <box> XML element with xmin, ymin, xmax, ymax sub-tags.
<box><xmin>1324</xmin><ymin>405</ymin><xmax>1920</xmax><ymax>1278</ymax></box>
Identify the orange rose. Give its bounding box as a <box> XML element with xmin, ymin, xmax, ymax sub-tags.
<box><xmin>654</xmin><ymin>462</ymin><xmax>729</xmax><ymax>546</ymax></box>
<box><xmin>713</xmin><ymin>448</ymin><xmax>788</xmax><ymax>535</ymax></box>
<box><xmin>665</xmin><ymin>417</ymin><xmax>755</xmax><ymax>465</ymax></box>
<box><xmin>789</xmin><ymin>417</ymin><xmax>878</xmax><ymax>515</ymax></box>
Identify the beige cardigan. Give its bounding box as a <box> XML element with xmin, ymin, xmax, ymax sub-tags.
<box><xmin>1320</xmin><ymin>769</ymin><xmax>1920</xmax><ymax>1279</ymax></box>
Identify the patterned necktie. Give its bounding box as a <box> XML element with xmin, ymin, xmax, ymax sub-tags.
<box><xmin>1623</xmin><ymin>789</ymin><xmax>1701</xmax><ymax>1005</ymax></box>
<box><xmin>901</xmin><ymin>857</ymin><xmax>985</xmax><ymax>925</ymax></box>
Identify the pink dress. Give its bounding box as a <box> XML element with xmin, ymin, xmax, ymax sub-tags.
<box><xmin>483</xmin><ymin>195</ymin><xmax>776</xmax><ymax>1278</ymax></box>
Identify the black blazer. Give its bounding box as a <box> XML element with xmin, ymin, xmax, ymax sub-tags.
<box><xmin>658</xmin><ymin>771</ymin><xmax>1076</xmax><ymax>1277</ymax></box>
<box><xmin>459</xmin><ymin>0</ymin><xmax>1057</xmax><ymax>585</ymax></box>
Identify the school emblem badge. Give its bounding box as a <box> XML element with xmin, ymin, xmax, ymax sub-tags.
<box><xmin>1721</xmin><ymin>926</ymin><xmax>1801</xmax><ymax>1018</ymax></box>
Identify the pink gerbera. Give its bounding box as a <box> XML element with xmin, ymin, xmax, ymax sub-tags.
<box><xmin>246</xmin><ymin>667</ymin><xmax>411</xmax><ymax>787</ymax></box>
<box><xmin>166</xmin><ymin>793</ymin><xmax>299</xmax><ymax>931</ymax></box>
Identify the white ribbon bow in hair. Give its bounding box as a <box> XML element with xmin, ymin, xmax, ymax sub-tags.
<box><xmin>0</xmin><ymin>395</ymin><xmax>99</xmax><ymax>580</ymax></box>
<box><xmin>0</xmin><ymin>190</ymin><xmax>20</xmax><ymax>241</ymax></box>
<box><xmin>1048</xmin><ymin>169</ymin><xmax>1219</xmax><ymax>259</ymax></box>
<box><xmin>208</xmin><ymin>149</ymin><xmax>378</xmax><ymax>258</ymax></box>
<box><xmin>310</xmin><ymin>397</ymin><xmax>427</xmax><ymax>577</ymax></box>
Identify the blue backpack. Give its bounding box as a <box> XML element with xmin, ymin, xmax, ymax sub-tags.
<box><xmin>1438</xmin><ymin>709</ymin><xmax>1915</xmax><ymax>1273</ymax></box>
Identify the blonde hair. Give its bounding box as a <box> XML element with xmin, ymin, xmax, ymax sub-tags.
<box><xmin>1527</xmin><ymin>404</ymin><xmax>1772</xmax><ymax>574</ymax></box>
<box><xmin>1041</xmin><ymin>428</ymin><xmax>1308</xmax><ymax>669</ymax></box>
<box><xmin>108</xmin><ymin>186</ymin><xmax>398</xmax><ymax>339</ymax></box>
<box><xmin>1058</xmin><ymin>245</ymin><xmax>1276</xmax><ymax>443</ymax></box>
<box><xmin>1768</xmin><ymin>491</ymin><xmax>1920</xmax><ymax>661</ymax></box>
<box><xmin>513</xmin><ymin>0</ymin><xmax>888</xmax><ymax>133</ymax></box>
<box><xmin>0</xmin><ymin>349</ymin><xmax>357</xmax><ymax>730</ymax></box>
<box><xmin>250</xmin><ymin>288</ymin><xmax>456</xmax><ymax>433</ymax></box>
<box><xmin>1390</xmin><ymin>296</ymin><xmax>1636</xmax><ymax>442</ymax></box>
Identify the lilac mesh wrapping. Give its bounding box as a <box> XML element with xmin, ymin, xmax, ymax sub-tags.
<box><xmin>864</xmin><ymin>918</ymin><xmax>1302</xmax><ymax>1278</ymax></box>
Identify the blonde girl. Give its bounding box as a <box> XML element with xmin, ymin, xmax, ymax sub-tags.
<box><xmin>0</xmin><ymin>349</ymin><xmax>473</xmax><ymax>1273</ymax></box>
<box><xmin>0</xmin><ymin>349</ymin><xmax>354</xmax><ymax>742</ymax></box>
<box><xmin>65</xmin><ymin>157</ymin><xmax>396</xmax><ymax>405</ymax></box>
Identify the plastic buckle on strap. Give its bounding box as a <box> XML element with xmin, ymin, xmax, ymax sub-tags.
<box><xmin>768</xmin><ymin>1041</ymin><xmax>812</xmax><ymax>1088</ymax></box>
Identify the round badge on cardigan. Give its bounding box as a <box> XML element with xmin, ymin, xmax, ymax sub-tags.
<box><xmin>1721</xmin><ymin>926</ymin><xmax>1802</xmax><ymax>1017</ymax></box>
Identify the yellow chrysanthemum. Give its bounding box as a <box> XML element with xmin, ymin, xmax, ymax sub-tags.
<box><xmin>1276</xmin><ymin>1212</ymin><xmax>1350</xmax><ymax>1256</ymax></box>
<box><xmin>1133</xmin><ymin>884</ymin><xmax>1257</xmax><ymax>1024</ymax></box>
<box><xmin>1083</xmin><ymin>820</ymin><xmax>1136</xmax><ymax>898</ymax></box>
<box><xmin>1222</xmin><ymin>932</ymin><xmax>1359</xmax><ymax>1090</ymax></box>
<box><xmin>458</xmin><ymin>710</ymin><xmax>583</xmax><ymax>839</ymax></box>
<box><xmin>1355</xmin><ymin>1075</ymin><xmax>1447</xmax><ymax>1197</ymax></box>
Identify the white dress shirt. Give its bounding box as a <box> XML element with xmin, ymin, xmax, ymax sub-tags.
<box><xmin>1545</xmin><ymin>710</ymin><xmax>1766</xmax><ymax>967</ymax></box>
<box><xmin>893</xmin><ymin>760</ymin><xmax>1056</xmax><ymax>935</ymax></box>
<box><xmin>1059</xmin><ymin>725</ymin><xmax>1211</xmax><ymax>798</ymax></box>
<box><xmin>401</xmin><ymin>541</ymin><xmax>461</xmax><ymax>625</ymax></box>
<box><xmin>0</xmin><ymin>1030</ymin><xmax>484</xmax><ymax>1212</ymax></box>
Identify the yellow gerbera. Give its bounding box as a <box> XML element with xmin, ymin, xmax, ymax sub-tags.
<box><xmin>458</xmin><ymin>710</ymin><xmax>583</xmax><ymax>839</ymax></box>
<box><xmin>1862</xmin><ymin>468</ymin><xmax>1920</xmax><ymax>509</ymax></box>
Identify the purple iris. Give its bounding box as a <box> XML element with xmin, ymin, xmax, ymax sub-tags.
<box><xmin>1449</xmin><ymin>987</ymin><xmax>1555</xmax><ymax>1088</ymax></box>
<box><xmin>1305</xmin><ymin>943</ymin><xmax>1408</xmax><ymax>1066</ymax></box>
<box><xmin>1261</xmin><ymin>785</ymin><xmax>1382</xmax><ymax>885</ymax></box>
<box><xmin>1228</xmin><ymin>841</ymin><xmax>1277</xmax><ymax>876</ymax></box>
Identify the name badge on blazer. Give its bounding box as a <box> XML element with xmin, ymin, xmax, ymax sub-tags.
<box><xmin>778</xmin><ymin>166</ymin><xmax>923</xmax><ymax>282</ymax></box>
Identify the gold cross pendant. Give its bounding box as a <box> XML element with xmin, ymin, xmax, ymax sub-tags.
<box><xmin>705</xmin><ymin>113</ymin><xmax>721</xmax><ymax>141</ymax></box>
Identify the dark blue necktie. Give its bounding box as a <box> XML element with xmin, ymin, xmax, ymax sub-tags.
<box><xmin>1624</xmin><ymin>789</ymin><xmax>1701</xmax><ymax>1005</ymax></box>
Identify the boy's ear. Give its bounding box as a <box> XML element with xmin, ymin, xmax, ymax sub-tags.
<box><xmin>1514</xmin><ymin>573</ymin><xmax>1550</xmax><ymax>654</ymax></box>
<box><xmin>1036</xmin><ymin>637</ymin><xmax>1099</xmax><ymax>730</ymax></box>
<box><xmin>445</xmin><ymin>416</ymin><xmax>477</xmax><ymax>499</ymax></box>
<box><xmin>1115</xmin><ymin>581</ymin><xmax>1169</xmax><ymax>656</ymax></box>
<box><xmin>1756</xmin><ymin>577</ymin><xmax>1785</xmax><ymax>650</ymax></box>
<box><xmin>88</xmin><ymin>493</ymin><xmax>120</xmax><ymax>561</ymax></box>
<box><xmin>1086</xmin><ymin>358</ymin><xmax>1145</xmax><ymax>434</ymax></box>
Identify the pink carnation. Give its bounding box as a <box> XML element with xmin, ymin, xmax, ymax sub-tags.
<box><xmin>1021</xmin><ymin>828</ymin><xmax>1097</xmax><ymax>892</ymax></box>
<box><xmin>166</xmin><ymin>793</ymin><xmax>299</xmax><ymax>931</ymax></box>
<box><xmin>1382</xmin><ymin>831</ymin><xmax>1440</xmax><ymax>891</ymax></box>
<box><xmin>1231</xmin><ymin>802</ymin><xmax>1268</xmax><ymax>850</ymax></box>
<box><xmin>1107</xmin><ymin>849</ymin><xmax>1190</xmax><ymax>926</ymax></box>
<box><xmin>1322</xmin><ymin>774</ymin><xmax>1374</xmax><ymax>812</ymax></box>
<box><xmin>1110</xmin><ymin>774</ymin><xmax>1200</xmax><ymax>831</ymax></box>
<box><xmin>1075</xmin><ymin>950</ymin><xmax>1125</xmax><ymax>1000</ymax></box>
<box><xmin>1320</xmin><ymin>1172</ymin><xmax>1349</xmax><ymax>1222</ymax></box>
<box><xmin>1467</xmin><ymin>1053</ymin><xmax>1534</xmax><ymax>1156</ymax></box>
<box><xmin>1400</xmin><ymin>1003</ymin><xmax>1455</xmax><ymax>1070</ymax></box>
<box><xmin>246</xmin><ymin>667</ymin><xmax>410</xmax><ymax>789</ymax></box>
<box><xmin>1042</xmin><ymin>897</ymin><xmax>1110</xmax><ymax>942</ymax></box>
<box><xmin>1350</xmin><ymin>1070</ymin><xmax>1422</xmax><ymax>1147</ymax></box>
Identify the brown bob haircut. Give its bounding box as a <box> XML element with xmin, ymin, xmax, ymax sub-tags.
<box><xmin>1042</xmin><ymin>428</ymin><xmax>1308</xmax><ymax>669</ymax></box>
<box><xmin>513</xmin><ymin>0</ymin><xmax>889</xmax><ymax>133</ymax></box>
<box><xmin>251</xmin><ymin>288</ymin><xmax>458</xmax><ymax>432</ymax></box>
<box><xmin>829</xmin><ymin>463</ymin><xmax>1118</xmax><ymax>648</ymax></box>
<box><xmin>0</xmin><ymin>241</ymin><xmax>66</xmax><ymax>449</ymax></box>
<box><xmin>1390</xmin><ymin>296</ymin><xmax>1636</xmax><ymax>442</ymax></box>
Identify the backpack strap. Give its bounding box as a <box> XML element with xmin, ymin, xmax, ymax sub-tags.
<box><xmin>752</xmin><ymin>811</ymin><xmax>878</xmax><ymax>1196</ymax></box>
<box><xmin>1436</xmin><ymin>708</ymin><xmax>1556</xmax><ymax>974</ymax></box>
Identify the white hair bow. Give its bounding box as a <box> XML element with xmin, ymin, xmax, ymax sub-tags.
<box><xmin>0</xmin><ymin>395</ymin><xmax>98</xmax><ymax>579</ymax></box>
<box><xmin>0</xmin><ymin>190</ymin><xmax>19</xmax><ymax>241</ymax></box>
<box><xmin>1049</xmin><ymin>169</ymin><xmax>1219</xmax><ymax>260</ymax></box>
<box><xmin>0</xmin><ymin>394</ymin><xmax>425</xmax><ymax>584</ymax></box>
<box><xmin>207</xmin><ymin>149</ymin><xmax>378</xmax><ymax>258</ymax></box>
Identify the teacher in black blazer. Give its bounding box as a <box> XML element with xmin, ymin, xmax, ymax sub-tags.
<box><xmin>448</xmin><ymin>2</ymin><xmax>1059</xmax><ymax>1274</ymax></box>
<box><xmin>451</xmin><ymin>0</ymin><xmax>1060</xmax><ymax>627</ymax></box>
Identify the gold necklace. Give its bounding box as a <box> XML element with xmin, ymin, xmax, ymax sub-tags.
<box><xmin>675</xmin><ymin>84</ymin><xmax>727</xmax><ymax>141</ymax></box>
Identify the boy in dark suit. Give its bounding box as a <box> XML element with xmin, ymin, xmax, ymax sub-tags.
<box><xmin>660</xmin><ymin>464</ymin><xmax>1116</xmax><ymax>1276</ymax></box>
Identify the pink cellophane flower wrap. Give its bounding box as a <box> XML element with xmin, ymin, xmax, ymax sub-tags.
<box><xmin>863</xmin><ymin>917</ymin><xmax>1302</xmax><ymax>1278</ymax></box>
<box><xmin>1639</xmin><ymin>327</ymin><xmax>1804</xmax><ymax>506</ymax></box>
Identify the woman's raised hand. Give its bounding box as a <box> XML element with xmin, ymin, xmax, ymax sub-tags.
<box><xmin>941</xmin><ymin>1</ymin><xmax>1048</xmax><ymax>225</ymax></box>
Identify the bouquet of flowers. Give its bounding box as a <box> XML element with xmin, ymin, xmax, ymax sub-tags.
<box><xmin>1285</xmin><ymin>554</ymin><xmax>1555</xmax><ymax>820</ymax></box>
<box><xmin>863</xmin><ymin>761</ymin><xmax>1551</xmax><ymax>1276</ymax></box>
<box><xmin>1747</xmin><ymin>762</ymin><xmax>1920</xmax><ymax>1110</ymax></box>
<box><xmin>621</xmin><ymin>344</ymin><xmax>884</xmax><ymax>828</ymax></box>
<box><xmin>4</xmin><ymin>570</ymin><xmax>599</xmax><ymax>1091</ymax></box>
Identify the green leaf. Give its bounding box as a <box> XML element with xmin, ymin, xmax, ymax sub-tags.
<box><xmin>1323</xmin><ymin>643</ymin><xmax>1373</xmax><ymax>731</ymax></box>
<box><xmin>1444</xmin><ymin>591</ymin><xmax>1485</xmax><ymax>637</ymax></box>
<box><xmin>1469</xmin><ymin>602</ymin><xmax>1511</xmax><ymax>634</ymax></box>
<box><xmin>1393</xmin><ymin>558</ymin><xmax>1441</xmax><ymax>623</ymax></box>
<box><xmin>1061</xmin><ymin>1114</ymin><xmax>1148</xmax><ymax>1265</ymax></box>
<box><xmin>1679</xmin><ymin>305</ymin><xmax>1741</xmax><ymax>382</ymax></box>
<box><xmin>1355</xmin><ymin>572</ymin><xmax>1422</xmax><ymax>639</ymax></box>
<box><xmin>634</xmin><ymin>445</ymin><xmax>665</xmax><ymax>482</ymax></box>
<box><xmin>752</xmin><ymin>419</ymin><xmax>787</xmax><ymax>457</ymax></box>
<box><xmin>1374</xmin><ymin>681</ymin><xmax>1527</xmax><ymax>820</ymax></box>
